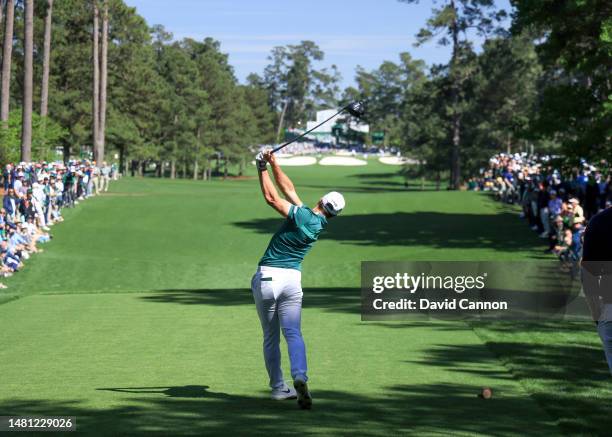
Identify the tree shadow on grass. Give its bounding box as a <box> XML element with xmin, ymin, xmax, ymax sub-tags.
<box><xmin>301</xmin><ymin>183</ymin><xmax>412</xmax><ymax>193</ymax></box>
<box><xmin>349</xmin><ymin>171</ymin><xmax>407</xmax><ymax>189</ymax></box>
<box><xmin>301</xmin><ymin>182</ymin><xmax>441</xmax><ymax>193</ymax></box>
<box><xmin>234</xmin><ymin>211</ymin><xmax>544</xmax><ymax>254</ymax></box>
<box><xmin>0</xmin><ymin>383</ymin><xmax>559</xmax><ymax>435</ymax></box>
<box><xmin>141</xmin><ymin>287</ymin><xmax>361</xmax><ymax>314</ymax></box>
<box><xmin>96</xmin><ymin>385</ymin><xmax>232</xmax><ymax>399</ymax></box>
<box><xmin>350</xmin><ymin>171</ymin><xmax>402</xmax><ymax>180</ymax></box>
<box><xmin>346</xmin><ymin>171</ymin><xmax>440</xmax><ymax>192</ymax></box>
<box><xmin>349</xmin><ymin>319</ymin><xmax>610</xmax><ymax>435</ymax></box>
<box><xmin>407</xmin><ymin>330</ymin><xmax>611</xmax><ymax>435</ymax></box>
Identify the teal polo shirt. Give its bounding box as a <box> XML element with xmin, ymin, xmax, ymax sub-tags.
<box><xmin>258</xmin><ymin>204</ymin><xmax>327</xmax><ymax>271</ymax></box>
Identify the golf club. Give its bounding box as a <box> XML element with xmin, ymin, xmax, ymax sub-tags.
<box><xmin>271</xmin><ymin>101</ymin><xmax>365</xmax><ymax>154</ymax></box>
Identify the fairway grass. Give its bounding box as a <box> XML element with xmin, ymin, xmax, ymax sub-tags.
<box><xmin>0</xmin><ymin>162</ymin><xmax>609</xmax><ymax>435</ymax></box>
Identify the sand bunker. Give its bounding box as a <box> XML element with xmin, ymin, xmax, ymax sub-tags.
<box><xmin>334</xmin><ymin>150</ymin><xmax>355</xmax><ymax>156</ymax></box>
<box><xmin>276</xmin><ymin>156</ymin><xmax>317</xmax><ymax>166</ymax></box>
<box><xmin>379</xmin><ymin>156</ymin><xmax>419</xmax><ymax>165</ymax></box>
<box><xmin>319</xmin><ymin>156</ymin><xmax>367</xmax><ymax>166</ymax></box>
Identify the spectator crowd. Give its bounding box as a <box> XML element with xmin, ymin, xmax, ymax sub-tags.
<box><xmin>0</xmin><ymin>160</ymin><xmax>117</xmax><ymax>288</ymax></box>
<box><xmin>469</xmin><ymin>153</ymin><xmax>612</xmax><ymax>265</ymax></box>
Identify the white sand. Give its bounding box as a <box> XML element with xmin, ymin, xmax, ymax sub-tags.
<box><xmin>276</xmin><ymin>156</ymin><xmax>317</xmax><ymax>166</ymax></box>
<box><xmin>334</xmin><ymin>150</ymin><xmax>355</xmax><ymax>156</ymax></box>
<box><xmin>319</xmin><ymin>156</ymin><xmax>367</xmax><ymax>166</ymax></box>
<box><xmin>379</xmin><ymin>156</ymin><xmax>419</xmax><ymax>165</ymax></box>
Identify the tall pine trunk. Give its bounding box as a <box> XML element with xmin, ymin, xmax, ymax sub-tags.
<box><xmin>0</xmin><ymin>0</ymin><xmax>14</xmax><ymax>125</ymax></box>
<box><xmin>62</xmin><ymin>144</ymin><xmax>70</xmax><ymax>163</ymax></box>
<box><xmin>203</xmin><ymin>160</ymin><xmax>209</xmax><ymax>181</ymax></box>
<box><xmin>193</xmin><ymin>127</ymin><xmax>201</xmax><ymax>180</ymax></box>
<box><xmin>40</xmin><ymin>0</ymin><xmax>53</xmax><ymax>118</ymax></box>
<box><xmin>170</xmin><ymin>159</ymin><xmax>176</xmax><ymax>179</ymax></box>
<box><xmin>97</xmin><ymin>0</ymin><xmax>108</xmax><ymax>162</ymax></box>
<box><xmin>20</xmin><ymin>0</ymin><xmax>34</xmax><ymax>162</ymax></box>
<box><xmin>449</xmin><ymin>0</ymin><xmax>461</xmax><ymax>190</ymax></box>
<box><xmin>92</xmin><ymin>1</ymin><xmax>100</xmax><ymax>159</ymax></box>
<box><xmin>0</xmin><ymin>2</ymin><xmax>3</xmax><ymax>61</ymax></box>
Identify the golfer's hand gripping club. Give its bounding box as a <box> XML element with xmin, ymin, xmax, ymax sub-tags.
<box><xmin>255</xmin><ymin>152</ymin><xmax>267</xmax><ymax>171</ymax></box>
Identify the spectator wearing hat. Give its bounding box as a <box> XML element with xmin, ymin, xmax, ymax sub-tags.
<box><xmin>92</xmin><ymin>162</ymin><xmax>101</xmax><ymax>194</ymax></box>
<box><xmin>0</xmin><ymin>159</ymin><xmax>115</xmax><ymax>290</ymax></box>
<box><xmin>101</xmin><ymin>162</ymin><xmax>111</xmax><ymax>192</ymax></box>
<box><xmin>568</xmin><ymin>198</ymin><xmax>585</xmax><ymax>226</ymax></box>
<box><xmin>31</xmin><ymin>182</ymin><xmax>49</xmax><ymax>231</ymax></box>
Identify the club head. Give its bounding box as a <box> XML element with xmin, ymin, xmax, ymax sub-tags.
<box><xmin>346</xmin><ymin>100</ymin><xmax>365</xmax><ymax>118</ymax></box>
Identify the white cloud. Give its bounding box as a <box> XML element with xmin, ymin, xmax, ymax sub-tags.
<box><xmin>172</xmin><ymin>32</ymin><xmax>416</xmax><ymax>57</ymax></box>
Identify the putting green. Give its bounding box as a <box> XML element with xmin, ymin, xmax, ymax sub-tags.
<box><xmin>0</xmin><ymin>162</ymin><xmax>609</xmax><ymax>435</ymax></box>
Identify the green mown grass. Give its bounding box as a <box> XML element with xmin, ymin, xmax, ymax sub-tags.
<box><xmin>0</xmin><ymin>161</ymin><xmax>609</xmax><ymax>435</ymax></box>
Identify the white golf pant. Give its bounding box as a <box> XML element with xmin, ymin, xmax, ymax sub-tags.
<box><xmin>251</xmin><ymin>266</ymin><xmax>308</xmax><ymax>389</ymax></box>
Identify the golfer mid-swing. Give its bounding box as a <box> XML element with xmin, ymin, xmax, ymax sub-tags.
<box><xmin>251</xmin><ymin>150</ymin><xmax>344</xmax><ymax>409</ymax></box>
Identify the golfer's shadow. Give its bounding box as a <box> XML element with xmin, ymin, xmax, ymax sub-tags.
<box><xmin>96</xmin><ymin>385</ymin><xmax>231</xmax><ymax>399</ymax></box>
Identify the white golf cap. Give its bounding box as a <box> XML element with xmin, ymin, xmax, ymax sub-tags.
<box><xmin>321</xmin><ymin>191</ymin><xmax>345</xmax><ymax>216</ymax></box>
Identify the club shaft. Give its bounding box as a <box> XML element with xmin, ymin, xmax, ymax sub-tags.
<box><xmin>272</xmin><ymin>106</ymin><xmax>348</xmax><ymax>153</ymax></box>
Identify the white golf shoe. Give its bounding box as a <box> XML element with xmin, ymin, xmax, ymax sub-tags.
<box><xmin>271</xmin><ymin>384</ymin><xmax>297</xmax><ymax>400</ymax></box>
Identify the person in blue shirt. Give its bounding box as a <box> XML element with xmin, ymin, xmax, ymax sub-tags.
<box><xmin>3</xmin><ymin>165</ymin><xmax>14</xmax><ymax>191</ymax></box>
<box><xmin>548</xmin><ymin>190</ymin><xmax>563</xmax><ymax>216</ymax></box>
<box><xmin>2</xmin><ymin>188</ymin><xmax>20</xmax><ymax>221</ymax></box>
<box><xmin>251</xmin><ymin>150</ymin><xmax>345</xmax><ymax>410</ymax></box>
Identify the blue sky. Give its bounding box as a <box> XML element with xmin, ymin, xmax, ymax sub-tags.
<box><xmin>124</xmin><ymin>0</ymin><xmax>511</xmax><ymax>88</ymax></box>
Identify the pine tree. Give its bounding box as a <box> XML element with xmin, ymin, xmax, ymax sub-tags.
<box><xmin>1</xmin><ymin>0</ymin><xmax>15</xmax><ymax>125</ymax></box>
<box><xmin>399</xmin><ymin>0</ymin><xmax>506</xmax><ymax>188</ymax></box>
<box><xmin>92</xmin><ymin>0</ymin><xmax>100</xmax><ymax>158</ymax></box>
<box><xmin>96</xmin><ymin>0</ymin><xmax>108</xmax><ymax>162</ymax></box>
<box><xmin>20</xmin><ymin>0</ymin><xmax>34</xmax><ymax>161</ymax></box>
<box><xmin>40</xmin><ymin>0</ymin><xmax>54</xmax><ymax>118</ymax></box>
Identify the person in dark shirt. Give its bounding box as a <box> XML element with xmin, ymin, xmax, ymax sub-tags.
<box><xmin>584</xmin><ymin>175</ymin><xmax>600</xmax><ymax>220</ymax></box>
<box><xmin>19</xmin><ymin>195</ymin><xmax>37</xmax><ymax>222</ymax></box>
<box><xmin>581</xmin><ymin>207</ymin><xmax>612</xmax><ymax>375</ymax></box>
<box><xmin>537</xmin><ymin>183</ymin><xmax>551</xmax><ymax>237</ymax></box>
